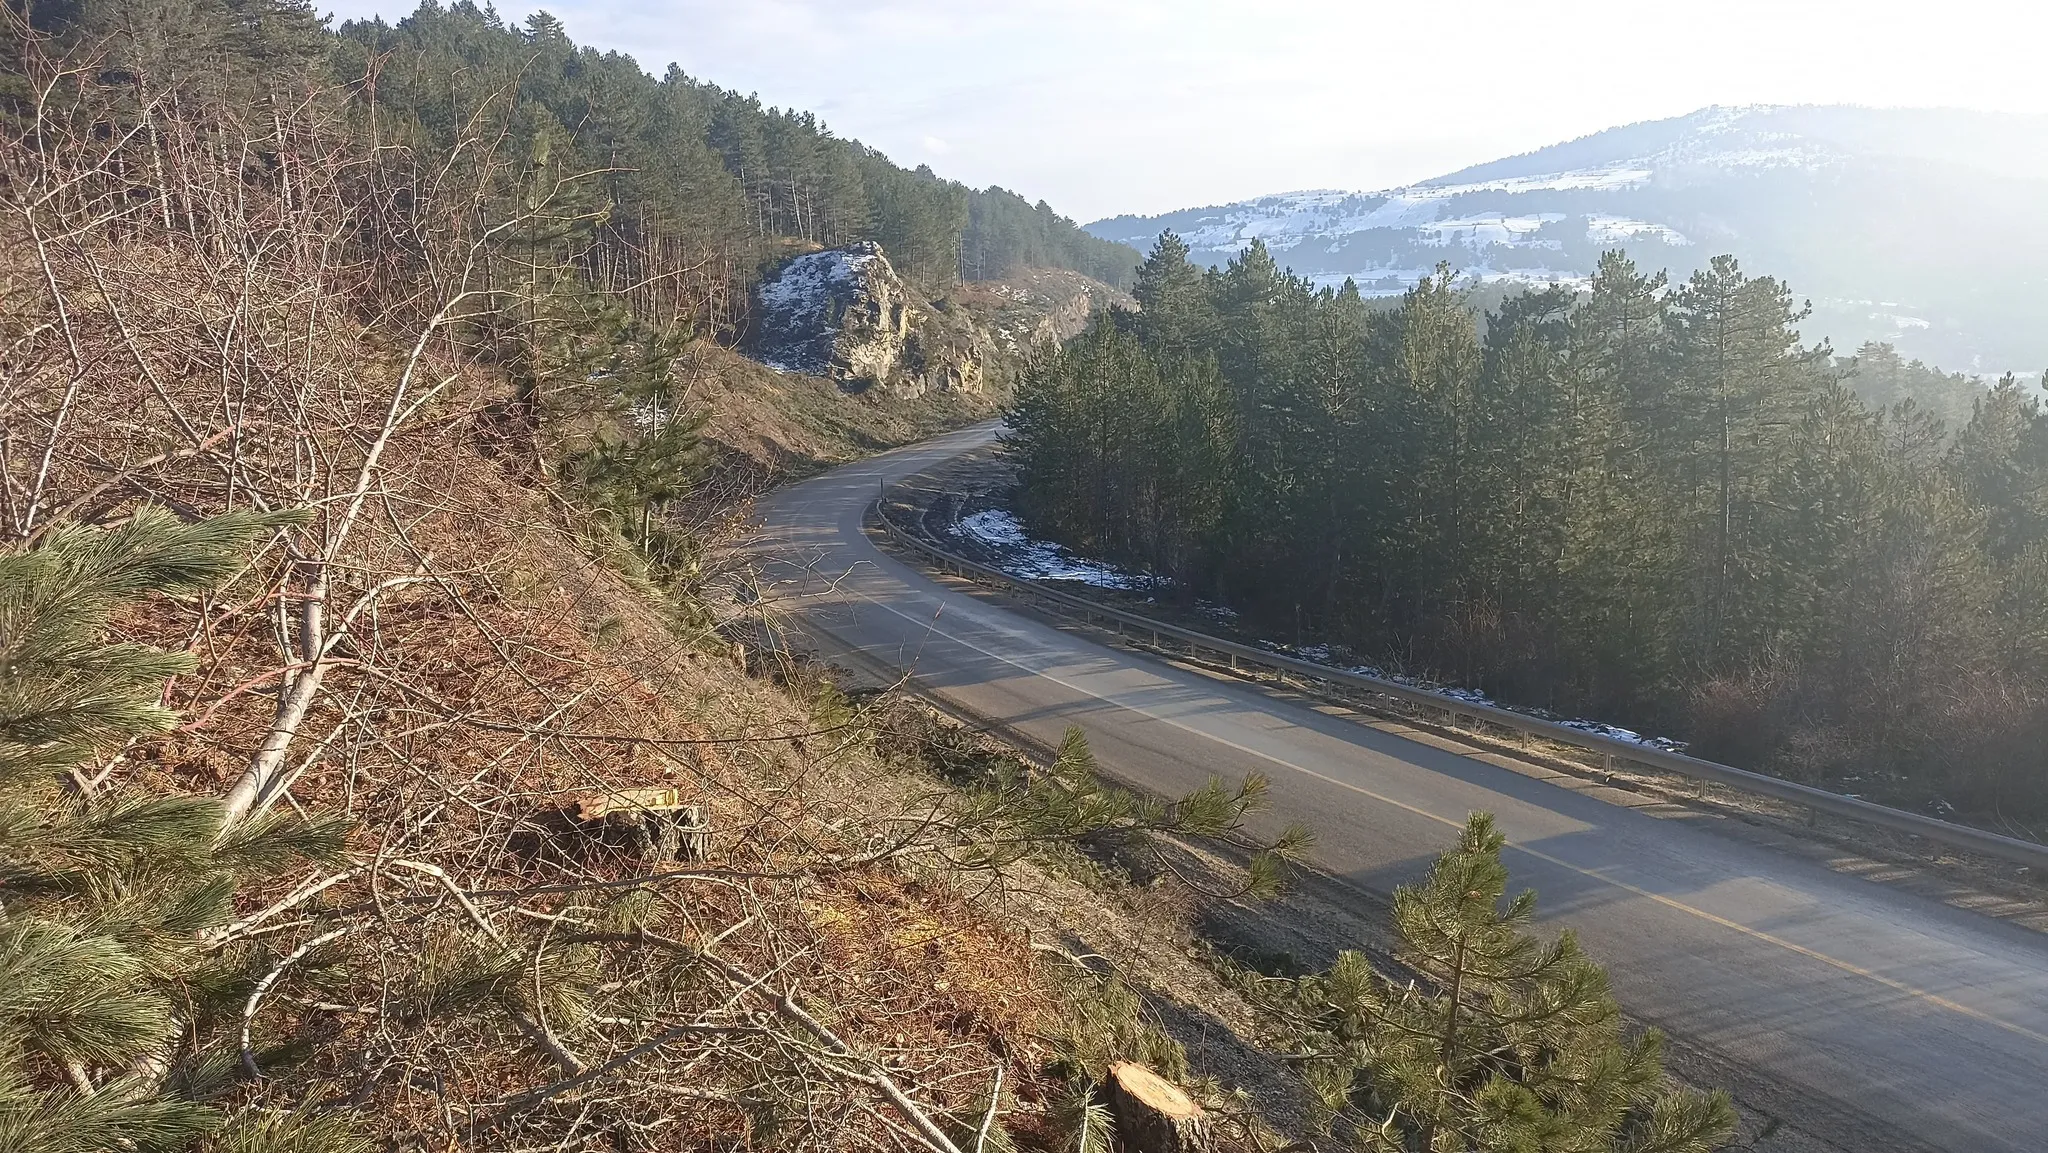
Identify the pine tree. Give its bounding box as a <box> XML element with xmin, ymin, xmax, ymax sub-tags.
<box><xmin>0</xmin><ymin>509</ymin><xmax>355</xmax><ymax>1153</ymax></box>
<box><xmin>1380</xmin><ymin>266</ymin><xmax>1485</xmax><ymax>647</ymax></box>
<box><xmin>1544</xmin><ymin>255</ymin><xmax>1686</xmax><ymax>716</ymax></box>
<box><xmin>1273</xmin><ymin>814</ymin><xmax>1734</xmax><ymax>1153</ymax></box>
<box><xmin>1129</xmin><ymin>232</ymin><xmax>1217</xmax><ymax>357</ymax></box>
<box><xmin>566</xmin><ymin>319</ymin><xmax>711</xmax><ymax>573</ymax></box>
<box><xmin>1663</xmin><ymin>256</ymin><xmax>1829</xmax><ymax>669</ymax></box>
<box><xmin>1952</xmin><ymin>374</ymin><xmax>2048</xmax><ymax>564</ymax></box>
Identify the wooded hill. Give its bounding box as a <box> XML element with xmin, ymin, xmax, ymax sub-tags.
<box><xmin>322</xmin><ymin>2</ymin><xmax>1140</xmax><ymax>316</ymax></box>
<box><xmin>26</xmin><ymin>0</ymin><xmax>1135</xmax><ymax>333</ymax></box>
<box><xmin>1009</xmin><ymin>236</ymin><xmax>2048</xmax><ymax>828</ymax></box>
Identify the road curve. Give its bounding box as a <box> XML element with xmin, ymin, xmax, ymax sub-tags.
<box><xmin>747</xmin><ymin>421</ymin><xmax>2048</xmax><ymax>1153</ymax></box>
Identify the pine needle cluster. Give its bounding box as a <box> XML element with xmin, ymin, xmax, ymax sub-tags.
<box><xmin>942</xmin><ymin>726</ymin><xmax>1313</xmax><ymax>898</ymax></box>
<box><xmin>1266</xmin><ymin>814</ymin><xmax>1735</xmax><ymax>1153</ymax></box>
<box><xmin>0</xmin><ymin>510</ymin><xmax>356</xmax><ymax>1153</ymax></box>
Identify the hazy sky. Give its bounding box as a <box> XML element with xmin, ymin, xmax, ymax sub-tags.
<box><xmin>321</xmin><ymin>0</ymin><xmax>2048</xmax><ymax>222</ymax></box>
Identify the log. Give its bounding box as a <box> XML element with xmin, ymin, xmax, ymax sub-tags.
<box><xmin>1105</xmin><ymin>1061</ymin><xmax>1208</xmax><ymax>1153</ymax></box>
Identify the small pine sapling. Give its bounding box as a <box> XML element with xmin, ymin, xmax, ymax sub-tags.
<box><xmin>1265</xmin><ymin>813</ymin><xmax>1734</xmax><ymax>1153</ymax></box>
<box><xmin>0</xmin><ymin>509</ymin><xmax>358</xmax><ymax>1153</ymax></box>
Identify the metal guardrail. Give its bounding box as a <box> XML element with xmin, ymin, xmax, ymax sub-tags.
<box><xmin>875</xmin><ymin>499</ymin><xmax>2048</xmax><ymax>871</ymax></box>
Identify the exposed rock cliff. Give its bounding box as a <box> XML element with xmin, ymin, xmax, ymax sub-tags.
<box><xmin>751</xmin><ymin>242</ymin><xmax>907</xmax><ymax>384</ymax></box>
<box><xmin>751</xmin><ymin>241</ymin><xmax>983</xmax><ymax>400</ymax></box>
<box><xmin>748</xmin><ymin>244</ymin><xmax>1130</xmax><ymax>403</ymax></box>
<box><xmin>973</xmin><ymin>266</ymin><xmax>1130</xmax><ymax>353</ymax></box>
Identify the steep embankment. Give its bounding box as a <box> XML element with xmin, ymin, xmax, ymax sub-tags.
<box><xmin>3</xmin><ymin>183</ymin><xmax>1264</xmax><ymax>1146</ymax></box>
<box><xmin>0</xmin><ymin>19</ymin><xmax>1230</xmax><ymax>1147</ymax></box>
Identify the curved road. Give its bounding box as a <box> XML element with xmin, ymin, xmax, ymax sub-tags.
<box><xmin>749</xmin><ymin>422</ymin><xmax>2048</xmax><ymax>1153</ymax></box>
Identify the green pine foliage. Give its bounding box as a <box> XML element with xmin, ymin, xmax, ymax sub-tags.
<box><xmin>555</xmin><ymin>314</ymin><xmax>712</xmax><ymax>580</ymax></box>
<box><xmin>310</xmin><ymin>3</ymin><xmax>1136</xmax><ymax>298</ymax></box>
<box><xmin>0</xmin><ymin>510</ymin><xmax>354</xmax><ymax>1153</ymax></box>
<box><xmin>1009</xmin><ymin>234</ymin><xmax>2048</xmax><ymax>819</ymax></box>
<box><xmin>1270</xmin><ymin>814</ymin><xmax>1735</xmax><ymax>1153</ymax></box>
<box><xmin>18</xmin><ymin>2</ymin><xmax>1135</xmax><ymax>343</ymax></box>
<box><xmin>940</xmin><ymin>726</ymin><xmax>1312</xmax><ymax>899</ymax></box>
<box><xmin>963</xmin><ymin>186</ymin><xmax>1140</xmax><ymax>287</ymax></box>
<box><xmin>1840</xmin><ymin>342</ymin><xmax>1985</xmax><ymax>436</ymax></box>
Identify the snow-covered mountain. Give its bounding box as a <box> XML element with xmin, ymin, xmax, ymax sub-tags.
<box><xmin>1086</xmin><ymin>106</ymin><xmax>2048</xmax><ymax>374</ymax></box>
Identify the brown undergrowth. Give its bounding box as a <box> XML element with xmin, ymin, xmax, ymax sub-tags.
<box><xmin>0</xmin><ymin>20</ymin><xmax>1286</xmax><ymax>1150</ymax></box>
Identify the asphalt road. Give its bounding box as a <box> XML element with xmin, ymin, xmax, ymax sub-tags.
<box><xmin>747</xmin><ymin>421</ymin><xmax>2048</xmax><ymax>1153</ymax></box>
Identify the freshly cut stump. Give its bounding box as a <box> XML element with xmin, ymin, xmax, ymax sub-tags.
<box><xmin>571</xmin><ymin>787</ymin><xmax>709</xmax><ymax>862</ymax></box>
<box><xmin>1105</xmin><ymin>1061</ymin><xmax>1209</xmax><ymax>1153</ymax></box>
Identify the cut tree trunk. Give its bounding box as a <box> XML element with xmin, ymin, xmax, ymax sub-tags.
<box><xmin>572</xmin><ymin>788</ymin><xmax>709</xmax><ymax>862</ymax></box>
<box><xmin>1106</xmin><ymin>1061</ymin><xmax>1208</xmax><ymax>1153</ymax></box>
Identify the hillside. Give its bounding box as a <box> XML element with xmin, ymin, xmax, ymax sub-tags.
<box><xmin>1087</xmin><ymin>105</ymin><xmax>2048</xmax><ymax>375</ymax></box>
<box><xmin>326</xmin><ymin>1</ymin><xmax>1138</xmax><ymax>505</ymax></box>
<box><xmin>0</xmin><ymin>6</ymin><xmax>1239</xmax><ymax>1153</ymax></box>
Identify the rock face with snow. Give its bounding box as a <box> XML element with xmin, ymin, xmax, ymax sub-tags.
<box><xmin>750</xmin><ymin>241</ymin><xmax>992</xmax><ymax>400</ymax></box>
<box><xmin>1088</xmin><ymin>105</ymin><xmax>2048</xmax><ymax>374</ymax></box>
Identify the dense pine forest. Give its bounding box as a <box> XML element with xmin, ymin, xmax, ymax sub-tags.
<box><xmin>1009</xmin><ymin>235</ymin><xmax>2048</xmax><ymax>824</ymax></box>
<box><xmin>24</xmin><ymin>0</ymin><xmax>1133</xmax><ymax>328</ymax></box>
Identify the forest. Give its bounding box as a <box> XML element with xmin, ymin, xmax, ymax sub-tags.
<box><xmin>347</xmin><ymin>4</ymin><xmax>1138</xmax><ymax>311</ymax></box>
<box><xmin>1008</xmin><ymin>234</ymin><xmax>2048</xmax><ymax>826</ymax></box>
<box><xmin>33</xmin><ymin>0</ymin><xmax>1135</xmax><ymax>332</ymax></box>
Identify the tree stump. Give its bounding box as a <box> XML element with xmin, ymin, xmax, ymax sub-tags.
<box><xmin>572</xmin><ymin>787</ymin><xmax>708</xmax><ymax>862</ymax></box>
<box><xmin>1105</xmin><ymin>1061</ymin><xmax>1209</xmax><ymax>1153</ymax></box>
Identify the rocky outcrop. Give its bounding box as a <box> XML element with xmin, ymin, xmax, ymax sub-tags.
<box><xmin>748</xmin><ymin>244</ymin><xmax>1129</xmax><ymax>403</ymax></box>
<box><xmin>751</xmin><ymin>241</ymin><xmax>987</xmax><ymax>400</ymax></box>
<box><xmin>981</xmin><ymin>267</ymin><xmax>1124</xmax><ymax>352</ymax></box>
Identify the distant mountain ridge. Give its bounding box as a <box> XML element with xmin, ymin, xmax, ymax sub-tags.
<box><xmin>1087</xmin><ymin>105</ymin><xmax>2048</xmax><ymax>374</ymax></box>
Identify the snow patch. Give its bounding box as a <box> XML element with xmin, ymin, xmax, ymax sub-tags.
<box><xmin>1585</xmin><ymin>214</ymin><xmax>1691</xmax><ymax>246</ymax></box>
<box><xmin>951</xmin><ymin>509</ymin><xmax>1148</xmax><ymax>590</ymax></box>
<box><xmin>753</xmin><ymin>247</ymin><xmax>883</xmax><ymax>375</ymax></box>
<box><xmin>954</xmin><ymin>508</ymin><xmax>1027</xmax><ymax>546</ymax></box>
<box><xmin>1418</xmin><ymin>213</ymin><xmax>1568</xmax><ymax>247</ymax></box>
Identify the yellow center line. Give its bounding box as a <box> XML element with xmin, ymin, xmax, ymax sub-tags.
<box><xmin>825</xmin><ymin>572</ymin><xmax>2048</xmax><ymax>1049</ymax></box>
